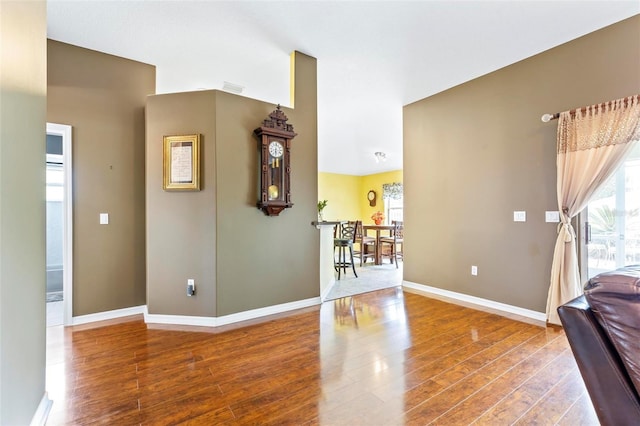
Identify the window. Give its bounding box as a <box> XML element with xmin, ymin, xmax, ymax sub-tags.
<box><xmin>583</xmin><ymin>142</ymin><xmax>640</xmax><ymax>279</ymax></box>
<box><xmin>385</xmin><ymin>196</ymin><xmax>403</xmax><ymax>223</ymax></box>
<box><xmin>46</xmin><ymin>156</ymin><xmax>64</xmax><ymax>202</ymax></box>
<box><xmin>382</xmin><ymin>182</ymin><xmax>403</xmax><ymax>224</ymax></box>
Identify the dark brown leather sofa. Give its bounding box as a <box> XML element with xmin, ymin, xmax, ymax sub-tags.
<box><xmin>558</xmin><ymin>266</ymin><xmax>640</xmax><ymax>425</ymax></box>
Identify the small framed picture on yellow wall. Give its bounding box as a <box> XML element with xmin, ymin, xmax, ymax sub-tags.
<box><xmin>163</xmin><ymin>134</ymin><xmax>200</xmax><ymax>191</ymax></box>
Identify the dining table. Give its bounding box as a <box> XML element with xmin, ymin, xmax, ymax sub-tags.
<box><xmin>362</xmin><ymin>224</ymin><xmax>395</xmax><ymax>265</ymax></box>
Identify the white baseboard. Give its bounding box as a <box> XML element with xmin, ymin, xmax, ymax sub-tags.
<box><xmin>320</xmin><ymin>278</ymin><xmax>337</xmax><ymax>302</ymax></box>
<box><xmin>71</xmin><ymin>305</ymin><xmax>147</xmax><ymax>326</ymax></box>
<box><xmin>215</xmin><ymin>297</ymin><xmax>322</xmax><ymax>327</ymax></box>
<box><xmin>145</xmin><ymin>297</ymin><xmax>322</xmax><ymax>327</ymax></box>
<box><xmin>144</xmin><ymin>312</ymin><xmax>216</xmax><ymax>327</ymax></box>
<box><xmin>402</xmin><ymin>280</ymin><xmax>546</xmax><ymax>323</ymax></box>
<box><xmin>30</xmin><ymin>392</ymin><xmax>52</xmax><ymax>426</ymax></box>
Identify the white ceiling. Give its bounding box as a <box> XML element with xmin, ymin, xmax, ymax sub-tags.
<box><xmin>47</xmin><ymin>1</ymin><xmax>639</xmax><ymax>175</ymax></box>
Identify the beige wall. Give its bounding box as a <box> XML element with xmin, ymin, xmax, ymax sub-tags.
<box><xmin>146</xmin><ymin>52</ymin><xmax>318</xmax><ymax>317</ymax></box>
<box><xmin>0</xmin><ymin>1</ymin><xmax>47</xmax><ymax>423</ymax></box>
<box><xmin>146</xmin><ymin>91</ymin><xmax>217</xmax><ymax>316</ymax></box>
<box><xmin>403</xmin><ymin>16</ymin><xmax>640</xmax><ymax>312</ymax></box>
<box><xmin>47</xmin><ymin>40</ymin><xmax>155</xmax><ymax>316</ymax></box>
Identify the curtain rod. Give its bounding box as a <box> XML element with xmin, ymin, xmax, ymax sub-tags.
<box><xmin>541</xmin><ymin>95</ymin><xmax>640</xmax><ymax>123</ymax></box>
<box><xmin>540</xmin><ymin>113</ymin><xmax>560</xmax><ymax>122</ymax></box>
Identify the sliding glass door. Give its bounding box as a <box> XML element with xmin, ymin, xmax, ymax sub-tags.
<box><xmin>583</xmin><ymin>143</ymin><xmax>640</xmax><ymax>279</ymax></box>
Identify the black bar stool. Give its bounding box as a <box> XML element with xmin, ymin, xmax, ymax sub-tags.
<box><xmin>334</xmin><ymin>222</ymin><xmax>358</xmax><ymax>279</ymax></box>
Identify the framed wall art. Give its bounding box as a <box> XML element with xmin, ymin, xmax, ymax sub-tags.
<box><xmin>163</xmin><ymin>134</ymin><xmax>201</xmax><ymax>191</ymax></box>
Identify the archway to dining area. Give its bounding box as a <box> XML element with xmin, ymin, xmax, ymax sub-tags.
<box><xmin>318</xmin><ymin>170</ymin><xmax>404</xmax><ymax>300</ymax></box>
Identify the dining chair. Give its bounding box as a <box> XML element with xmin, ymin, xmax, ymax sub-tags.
<box><xmin>334</xmin><ymin>221</ymin><xmax>358</xmax><ymax>279</ymax></box>
<box><xmin>353</xmin><ymin>220</ymin><xmax>376</xmax><ymax>266</ymax></box>
<box><xmin>380</xmin><ymin>221</ymin><xmax>404</xmax><ymax>268</ymax></box>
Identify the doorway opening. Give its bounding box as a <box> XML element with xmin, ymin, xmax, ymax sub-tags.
<box><xmin>46</xmin><ymin>123</ymin><xmax>73</xmax><ymax>326</ymax></box>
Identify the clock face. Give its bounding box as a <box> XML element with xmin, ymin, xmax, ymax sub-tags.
<box><xmin>269</xmin><ymin>141</ymin><xmax>284</xmax><ymax>158</ymax></box>
<box><xmin>368</xmin><ymin>191</ymin><xmax>376</xmax><ymax>201</ymax></box>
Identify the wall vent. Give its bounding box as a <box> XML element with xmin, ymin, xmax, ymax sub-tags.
<box><xmin>222</xmin><ymin>81</ymin><xmax>244</xmax><ymax>94</ymax></box>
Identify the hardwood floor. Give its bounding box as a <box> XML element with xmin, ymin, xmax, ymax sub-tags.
<box><xmin>45</xmin><ymin>288</ymin><xmax>599</xmax><ymax>425</ymax></box>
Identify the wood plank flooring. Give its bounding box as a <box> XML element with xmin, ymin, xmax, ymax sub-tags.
<box><xmin>45</xmin><ymin>288</ymin><xmax>600</xmax><ymax>425</ymax></box>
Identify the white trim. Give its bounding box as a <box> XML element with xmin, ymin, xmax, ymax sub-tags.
<box><xmin>71</xmin><ymin>305</ymin><xmax>147</xmax><ymax>326</ymax></box>
<box><xmin>47</xmin><ymin>123</ymin><xmax>73</xmax><ymax>326</ymax></box>
<box><xmin>402</xmin><ymin>280</ymin><xmax>547</xmax><ymax>323</ymax></box>
<box><xmin>216</xmin><ymin>297</ymin><xmax>321</xmax><ymax>327</ymax></box>
<box><xmin>145</xmin><ymin>297</ymin><xmax>322</xmax><ymax>327</ymax></box>
<box><xmin>30</xmin><ymin>392</ymin><xmax>52</xmax><ymax>426</ymax></box>
<box><xmin>144</xmin><ymin>313</ymin><xmax>217</xmax><ymax>327</ymax></box>
<box><xmin>320</xmin><ymin>278</ymin><xmax>336</xmax><ymax>302</ymax></box>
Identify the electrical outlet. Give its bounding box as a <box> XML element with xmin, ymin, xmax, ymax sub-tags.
<box><xmin>471</xmin><ymin>265</ymin><xmax>478</xmax><ymax>276</ymax></box>
<box><xmin>187</xmin><ymin>279</ymin><xmax>195</xmax><ymax>296</ymax></box>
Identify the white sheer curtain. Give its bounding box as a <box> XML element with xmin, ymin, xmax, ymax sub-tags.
<box><xmin>547</xmin><ymin>95</ymin><xmax>640</xmax><ymax>325</ymax></box>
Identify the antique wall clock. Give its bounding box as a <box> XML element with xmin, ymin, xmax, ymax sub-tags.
<box><xmin>254</xmin><ymin>105</ymin><xmax>297</xmax><ymax>216</ymax></box>
<box><xmin>367</xmin><ymin>190</ymin><xmax>377</xmax><ymax>207</ymax></box>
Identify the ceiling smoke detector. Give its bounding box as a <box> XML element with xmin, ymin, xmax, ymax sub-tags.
<box><xmin>374</xmin><ymin>151</ymin><xmax>387</xmax><ymax>163</ymax></box>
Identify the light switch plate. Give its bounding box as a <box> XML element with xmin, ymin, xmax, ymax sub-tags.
<box><xmin>99</xmin><ymin>213</ymin><xmax>109</xmax><ymax>225</ymax></box>
<box><xmin>513</xmin><ymin>211</ymin><xmax>526</xmax><ymax>222</ymax></box>
<box><xmin>545</xmin><ymin>211</ymin><xmax>560</xmax><ymax>223</ymax></box>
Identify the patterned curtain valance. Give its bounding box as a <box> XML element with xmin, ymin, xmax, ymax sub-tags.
<box><xmin>382</xmin><ymin>182</ymin><xmax>403</xmax><ymax>200</ymax></box>
<box><xmin>557</xmin><ymin>95</ymin><xmax>640</xmax><ymax>154</ymax></box>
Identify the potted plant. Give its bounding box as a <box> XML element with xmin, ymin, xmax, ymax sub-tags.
<box><xmin>317</xmin><ymin>199</ymin><xmax>328</xmax><ymax>221</ymax></box>
<box><xmin>371</xmin><ymin>211</ymin><xmax>385</xmax><ymax>225</ymax></box>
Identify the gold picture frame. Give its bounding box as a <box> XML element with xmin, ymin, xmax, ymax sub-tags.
<box><xmin>163</xmin><ymin>134</ymin><xmax>201</xmax><ymax>191</ymax></box>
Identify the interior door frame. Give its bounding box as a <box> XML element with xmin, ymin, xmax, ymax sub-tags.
<box><xmin>47</xmin><ymin>122</ymin><xmax>73</xmax><ymax>325</ymax></box>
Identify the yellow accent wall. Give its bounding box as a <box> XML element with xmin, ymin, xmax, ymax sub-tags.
<box><xmin>318</xmin><ymin>170</ymin><xmax>403</xmax><ymax>223</ymax></box>
<box><xmin>361</xmin><ymin>171</ymin><xmax>403</xmax><ymax>225</ymax></box>
<box><xmin>318</xmin><ymin>173</ymin><xmax>361</xmax><ymax>221</ymax></box>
